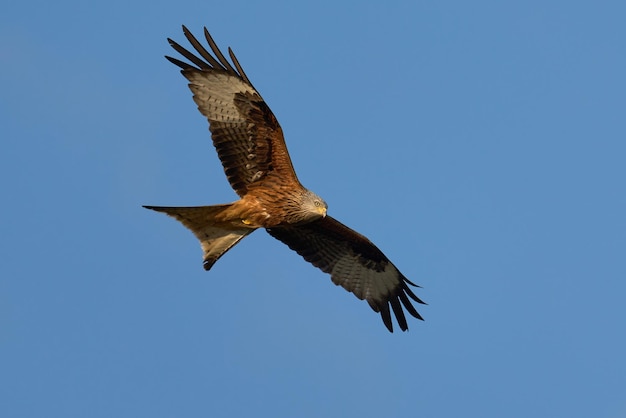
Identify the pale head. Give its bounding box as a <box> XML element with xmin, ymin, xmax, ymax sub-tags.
<box><xmin>288</xmin><ymin>189</ymin><xmax>328</xmax><ymax>225</ymax></box>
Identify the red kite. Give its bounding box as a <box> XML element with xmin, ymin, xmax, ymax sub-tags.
<box><xmin>145</xmin><ymin>26</ymin><xmax>425</xmax><ymax>332</ymax></box>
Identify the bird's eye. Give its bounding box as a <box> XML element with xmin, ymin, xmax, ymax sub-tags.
<box><xmin>314</xmin><ymin>200</ymin><xmax>321</xmax><ymax>207</ymax></box>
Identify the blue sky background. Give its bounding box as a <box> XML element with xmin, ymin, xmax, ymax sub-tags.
<box><xmin>2</xmin><ymin>1</ymin><xmax>625</xmax><ymax>417</ymax></box>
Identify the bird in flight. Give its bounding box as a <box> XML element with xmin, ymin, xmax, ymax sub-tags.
<box><xmin>145</xmin><ymin>26</ymin><xmax>425</xmax><ymax>332</ymax></box>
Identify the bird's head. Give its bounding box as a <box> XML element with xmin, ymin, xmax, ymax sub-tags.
<box><xmin>300</xmin><ymin>189</ymin><xmax>328</xmax><ymax>221</ymax></box>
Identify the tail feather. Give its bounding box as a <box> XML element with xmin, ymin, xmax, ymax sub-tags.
<box><xmin>143</xmin><ymin>204</ymin><xmax>255</xmax><ymax>270</ymax></box>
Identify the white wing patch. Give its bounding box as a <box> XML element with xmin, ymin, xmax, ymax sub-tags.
<box><xmin>186</xmin><ymin>72</ymin><xmax>258</xmax><ymax>123</ymax></box>
<box><xmin>331</xmin><ymin>254</ymin><xmax>401</xmax><ymax>302</ymax></box>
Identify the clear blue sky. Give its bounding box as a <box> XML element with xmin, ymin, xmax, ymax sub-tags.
<box><xmin>2</xmin><ymin>1</ymin><xmax>625</xmax><ymax>417</ymax></box>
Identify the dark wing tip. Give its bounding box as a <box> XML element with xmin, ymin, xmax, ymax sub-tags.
<box><xmin>165</xmin><ymin>25</ymin><xmax>250</xmax><ymax>84</ymax></box>
<box><xmin>377</xmin><ymin>276</ymin><xmax>426</xmax><ymax>333</ymax></box>
<box><xmin>390</xmin><ymin>297</ymin><xmax>409</xmax><ymax>332</ymax></box>
<box><xmin>402</xmin><ymin>280</ymin><xmax>427</xmax><ymax>305</ymax></box>
<box><xmin>379</xmin><ymin>303</ymin><xmax>394</xmax><ymax>333</ymax></box>
<box><xmin>164</xmin><ymin>55</ymin><xmax>193</xmax><ymax>71</ymax></box>
<box><xmin>399</xmin><ymin>292</ymin><xmax>424</xmax><ymax>321</ymax></box>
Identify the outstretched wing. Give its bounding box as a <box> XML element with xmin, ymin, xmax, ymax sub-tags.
<box><xmin>167</xmin><ymin>26</ymin><xmax>300</xmax><ymax>197</ymax></box>
<box><xmin>266</xmin><ymin>216</ymin><xmax>425</xmax><ymax>332</ymax></box>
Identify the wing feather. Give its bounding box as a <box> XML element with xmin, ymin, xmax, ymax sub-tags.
<box><xmin>167</xmin><ymin>26</ymin><xmax>300</xmax><ymax>197</ymax></box>
<box><xmin>168</xmin><ymin>37</ymin><xmax>211</xmax><ymax>70</ymax></box>
<box><xmin>202</xmin><ymin>27</ymin><xmax>238</xmax><ymax>75</ymax></box>
<box><xmin>267</xmin><ymin>216</ymin><xmax>425</xmax><ymax>332</ymax></box>
<box><xmin>185</xmin><ymin>26</ymin><xmax>223</xmax><ymax>69</ymax></box>
<box><xmin>228</xmin><ymin>47</ymin><xmax>252</xmax><ymax>85</ymax></box>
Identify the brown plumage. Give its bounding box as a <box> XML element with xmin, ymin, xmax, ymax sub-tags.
<box><xmin>144</xmin><ymin>26</ymin><xmax>425</xmax><ymax>332</ymax></box>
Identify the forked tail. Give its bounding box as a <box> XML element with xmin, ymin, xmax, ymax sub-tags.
<box><xmin>143</xmin><ymin>204</ymin><xmax>255</xmax><ymax>270</ymax></box>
